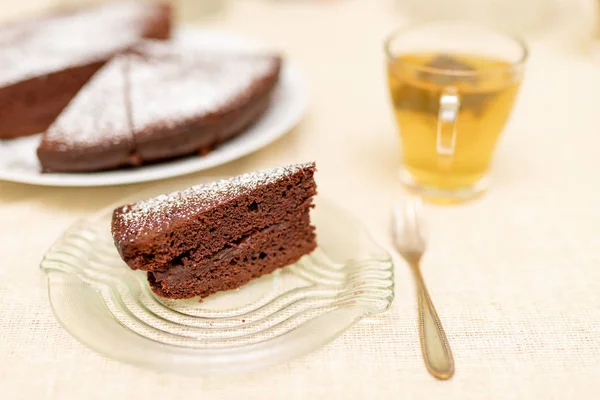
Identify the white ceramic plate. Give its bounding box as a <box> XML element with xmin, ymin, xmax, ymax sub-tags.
<box><xmin>0</xmin><ymin>28</ymin><xmax>309</xmax><ymax>187</ymax></box>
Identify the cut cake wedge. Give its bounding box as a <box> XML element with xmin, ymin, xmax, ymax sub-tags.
<box><xmin>111</xmin><ymin>162</ymin><xmax>317</xmax><ymax>299</ymax></box>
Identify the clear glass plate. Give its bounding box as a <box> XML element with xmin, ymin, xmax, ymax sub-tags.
<box><xmin>40</xmin><ymin>185</ymin><xmax>394</xmax><ymax>374</ymax></box>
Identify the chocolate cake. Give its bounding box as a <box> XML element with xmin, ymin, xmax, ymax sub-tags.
<box><xmin>111</xmin><ymin>162</ymin><xmax>317</xmax><ymax>299</ymax></box>
<box><xmin>36</xmin><ymin>41</ymin><xmax>282</xmax><ymax>172</ymax></box>
<box><xmin>0</xmin><ymin>1</ymin><xmax>171</xmax><ymax>139</ymax></box>
<box><xmin>37</xmin><ymin>57</ymin><xmax>135</xmax><ymax>173</ymax></box>
<box><xmin>127</xmin><ymin>41</ymin><xmax>282</xmax><ymax>162</ymax></box>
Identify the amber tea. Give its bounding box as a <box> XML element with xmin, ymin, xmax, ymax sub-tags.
<box><xmin>387</xmin><ymin>52</ymin><xmax>522</xmax><ymax>200</ymax></box>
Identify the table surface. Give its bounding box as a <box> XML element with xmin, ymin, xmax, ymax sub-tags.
<box><xmin>2</xmin><ymin>0</ymin><xmax>600</xmax><ymax>399</ymax></box>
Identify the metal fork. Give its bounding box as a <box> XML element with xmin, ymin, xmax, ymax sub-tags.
<box><xmin>392</xmin><ymin>196</ymin><xmax>455</xmax><ymax>380</ymax></box>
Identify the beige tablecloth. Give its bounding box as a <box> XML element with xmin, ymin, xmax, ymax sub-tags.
<box><xmin>2</xmin><ymin>0</ymin><xmax>600</xmax><ymax>398</ymax></box>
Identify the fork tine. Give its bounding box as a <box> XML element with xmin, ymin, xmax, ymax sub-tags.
<box><xmin>406</xmin><ymin>193</ymin><xmax>427</xmax><ymax>248</ymax></box>
<box><xmin>399</xmin><ymin>195</ymin><xmax>415</xmax><ymax>247</ymax></box>
<box><xmin>392</xmin><ymin>193</ymin><xmax>427</xmax><ymax>250</ymax></box>
<box><xmin>413</xmin><ymin>195</ymin><xmax>425</xmax><ymax>242</ymax></box>
<box><xmin>407</xmin><ymin>194</ymin><xmax>418</xmax><ymax>229</ymax></box>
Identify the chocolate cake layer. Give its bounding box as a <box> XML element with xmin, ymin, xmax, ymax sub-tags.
<box><xmin>37</xmin><ymin>57</ymin><xmax>135</xmax><ymax>173</ymax></box>
<box><xmin>0</xmin><ymin>1</ymin><xmax>171</xmax><ymax>139</ymax></box>
<box><xmin>112</xmin><ymin>163</ymin><xmax>316</xmax><ymax>271</ymax></box>
<box><xmin>148</xmin><ymin>212</ymin><xmax>316</xmax><ymax>299</ymax></box>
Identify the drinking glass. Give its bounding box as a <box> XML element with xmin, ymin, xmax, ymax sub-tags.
<box><xmin>385</xmin><ymin>22</ymin><xmax>528</xmax><ymax>203</ymax></box>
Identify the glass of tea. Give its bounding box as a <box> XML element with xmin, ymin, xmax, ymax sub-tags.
<box><xmin>385</xmin><ymin>22</ymin><xmax>528</xmax><ymax>203</ymax></box>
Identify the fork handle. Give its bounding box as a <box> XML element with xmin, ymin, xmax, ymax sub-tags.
<box><xmin>413</xmin><ymin>264</ymin><xmax>455</xmax><ymax>380</ymax></box>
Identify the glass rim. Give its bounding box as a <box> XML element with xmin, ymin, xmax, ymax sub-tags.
<box><xmin>383</xmin><ymin>21</ymin><xmax>529</xmax><ymax>77</ymax></box>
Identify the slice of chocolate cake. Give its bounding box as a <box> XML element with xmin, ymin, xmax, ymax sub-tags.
<box><xmin>127</xmin><ymin>41</ymin><xmax>281</xmax><ymax>162</ymax></box>
<box><xmin>0</xmin><ymin>1</ymin><xmax>171</xmax><ymax>139</ymax></box>
<box><xmin>111</xmin><ymin>162</ymin><xmax>317</xmax><ymax>299</ymax></box>
<box><xmin>37</xmin><ymin>56</ymin><xmax>135</xmax><ymax>173</ymax></box>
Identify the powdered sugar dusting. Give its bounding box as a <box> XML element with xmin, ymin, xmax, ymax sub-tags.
<box><xmin>42</xmin><ymin>56</ymin><xmax>131</xmax><ymax>151</ymax></box>
<box><xmin>116</xmin><ymin>162</ymin><xmax>315</xmax><ymax>240</ymax></box>
<box><xmin>0</xmin><ymin>1</ymin><xmax>163</xmax><ymax>87</ymax></box>
<box><xmin>129</xmin><ymin>49</ymin><xmax>279</xmax><ymax>133</ymax></box>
